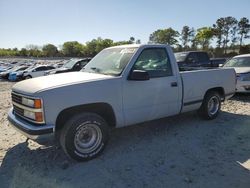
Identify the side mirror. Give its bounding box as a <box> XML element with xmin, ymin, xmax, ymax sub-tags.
<box><xmin>128</xmin><ymin>70</ymin><xmax>150</xmax><ymax>81</ymax></box>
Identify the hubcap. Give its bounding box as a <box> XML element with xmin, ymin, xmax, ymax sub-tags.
<box><xmin>208</xmin><ymin>96</ymin><xmax>219</xmax><ymax>116</ymax></box>
<box><xmin>74</xmin><ymin>123</ymin><xmax>102</xmax><ymax>153</ymax></box>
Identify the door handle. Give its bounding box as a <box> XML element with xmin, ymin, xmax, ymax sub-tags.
<box><xmin>171</xmin><ymin>82</ymin><xmax>178</xmax><ymax>87</ymax></box>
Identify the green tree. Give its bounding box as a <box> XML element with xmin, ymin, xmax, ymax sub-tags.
<box><xmin>129</xmin><ymin>37</ymin><xmax>135</xmax><ymax>44</ymax></box>
<box><xmin>62</xmin><ymin>41</ymin><xmax>84</xmax><ymax>57</ymax></box>
<box><xmin>136</xmin><ymin>39</ymin><xmax>141</xmax><ymax>44</ymax></box>
<box><xmin>149</xmin><ymin>28</ymin><xmax>179</xmax><ymax>46</ymax></box>
<box><xmin>19</xmin><ymin>48</ymin><xmax>28</xmax><ymax>56</ymax></box>
<box><xmin>180</xmin><ymin>26</ymin><xmax>195</xmax><ymax>49</ymax></box>
<box><xmin>195</xmin><ymin>27</ymin><xmax>214</xmax><ymax>49</ymax></box>
<box><xmin>85</xmin><ymin>38</ymin><xmax>114</xmax><ymax>57</ymax></box>
<box><xmin>213</xmin><ymin>18</ymin><xmax>224</xmax><ymax>48</ymax></box>
<box><xmin>42</xmin><ymin>44</ymin><xmax>58</xmax><ymax>57</ymax></box>
<box><xmin>26</xmin><ymin>44</ymin><xmax>42</xmax><ymax>57</ymax></box>
<box><xmin>213</xmin><ymin>17</ymin><xmax>238</xmax><ymax>53</ymax></box>
<box><xmin>238</xmin><ymin>17</ymin><xmax>250</xmax><ymax>47</ymax></box>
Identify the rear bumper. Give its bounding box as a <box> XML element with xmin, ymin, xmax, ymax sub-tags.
<box><xmin>8</xmin><ymin>108</ymin><xmax>55</xmax><ymax>143</ymax></box>
<box><xmin>236</xmin><ymin>81</ymin><xmax>250</xmax><ymax>93</ymax></box>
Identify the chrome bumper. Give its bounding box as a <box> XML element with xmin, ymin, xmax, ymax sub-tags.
<box><xmin>8</xmin><ymin>108</ymin><xmax>55</xmax><ymax>143</ymax></box>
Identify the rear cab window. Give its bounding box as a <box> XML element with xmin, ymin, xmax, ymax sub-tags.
<box><xmin>196</xmin><ymin>52</ymin><xmax>209</xmax><ymax>63</ymax></box>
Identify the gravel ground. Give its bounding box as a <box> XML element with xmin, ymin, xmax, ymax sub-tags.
<box><xmin>0</xmin><ymin>80</ymin><xmax>250</xmax><ymax>188</ymax></box>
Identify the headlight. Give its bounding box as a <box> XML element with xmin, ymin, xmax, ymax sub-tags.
<box><xmin>23</xmin><ymin>110</ymin><xmax>43</xmax><ymax>122</ymax></box>
<box><xmin>22</xmin><ymin>97</ymin><xmax>42</xmax><ymax>108</ymax></box>
<box><xmin>237</xmin><ymin>73</ymin><xmax>250</xmax><ymax>81</ymax></box>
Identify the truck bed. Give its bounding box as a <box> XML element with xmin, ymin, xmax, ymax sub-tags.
<box><xmin>180</xmin><ymin>68</ymin><xmax>236</xmax><ymax>113</ymax></box>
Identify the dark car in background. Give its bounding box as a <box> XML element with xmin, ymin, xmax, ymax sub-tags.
<box><xmin>175</xmin><ymin>51</ymin><xmax>226</xmax><ymax>69</ymax></box>
<box><xmin>44</xmin><ymin>58</ymin><xmax>91</xmax><ymax>76</ymax></box>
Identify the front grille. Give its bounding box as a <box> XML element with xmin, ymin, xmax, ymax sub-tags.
<box><xmin>13</xmin><ymin>104</ymin><xmax>24</xmax><ymax>117</ymax></box>
<box><xmin>12</xmin><ymin>92</ymin><xmax>24</xmax><ymax>118</ymax></box>
<box><xmin>11</xmin><ymin>92</ymin><xmax>22</xmax><ymax>104</ymax></box>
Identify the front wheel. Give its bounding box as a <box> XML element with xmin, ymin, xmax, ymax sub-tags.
<box><xmin>198</xmin><ymin>91</ymin><xmax>221</xmax><ymax>120</ymax></box>
<box><xmin>60</xmin><ymin>113</ymin><xmax>109</xmax><ymax>161</ymax></box>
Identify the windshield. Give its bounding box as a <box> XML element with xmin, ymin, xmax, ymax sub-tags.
<box><xmin>23</xmin><ymin>65</ymin><xmax>36</xmax><ymax>71</ymax></box>
<box><xmin>224</xmin><ymin>57</ymin><xmax>250</xmax><ymax>67</ymax></box>
<box><xmin>11</xmin><ymin>66</ymin><xmax>25</xmax><ymax>71</ymax></box>
<box><xmin>82</xmin><ymin>47</ymin><xmax>138</xmax><ymax>76</ymax></box>
<box><xmin>63</xmin><ymin>59</ymin><xmax>78</xmax><ymax>69</ymax></box>
<box><xmin>175</xmin><ymin>52</ymin><xmax>188</xmax><ymax>62</ymax></box>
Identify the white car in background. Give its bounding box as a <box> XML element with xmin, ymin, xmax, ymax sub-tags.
<box><xmin>23</xmin><ymin>65</ymin><xmax>55</xmax><ymax>79</ymax></box>
<box><xmin>224</xmin><ymin>54</ymin><xmax>250</xmax><ymax>93</ymax></box>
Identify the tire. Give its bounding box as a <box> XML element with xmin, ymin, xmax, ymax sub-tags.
<box><xmin>25</xmin><ymin>75</ymin><xmax>32</xmax><ymax>79</ymax></box>
<box><xmin>198</xmin><ymin>91</ymin><xmax>221</xmax><ymax>120</ymax></box>
<box><xmin>60</xmin><ymin>113</ymin><xmax>109</xmax><ymax>161</ymax></box>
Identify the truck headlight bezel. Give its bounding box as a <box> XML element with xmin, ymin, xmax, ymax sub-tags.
<box><xmin>12</xmin><ymin>92</ymin><xmax>45</xmax><ymax>124</ymax></box>
<box><xmin>22</xmin><ymin>97</ymin><xmax>42</xmax><ymax>108</ymax></box>
<box><xmin>237</xmin><ymin>72</ymin><xmax>250</xmax><ymax>81</ymax></box>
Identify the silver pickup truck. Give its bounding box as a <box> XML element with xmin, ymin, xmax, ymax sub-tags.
<box><xmin>8</xmin><ymin>44</ymin><xmax>236</xmax><ymax>161</ymax></box>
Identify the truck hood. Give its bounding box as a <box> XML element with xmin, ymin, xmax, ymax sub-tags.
<box><xmin>12</xmin><ymin>72</ymin><xmax>113</xmax><ymax>95</ymax></box>
<box><xmin>233</xmin><ymin>67</ymin><xmax>250</xmax><ymax>74</ymax></box>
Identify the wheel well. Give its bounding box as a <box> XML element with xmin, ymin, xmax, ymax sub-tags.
<box><xmin>205</xmin><ymin>87</ymin><xmax>225</xmax><ymax>100</ymax></box>
<box><xmin>55</xmin><ymin>103</ymin><xmax>116</xmax><ymax>132</ymax></box>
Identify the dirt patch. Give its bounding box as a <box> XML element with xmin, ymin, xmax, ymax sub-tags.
<box><xmin>0</xmin><ymin>80</ymin><xmax>250</xmax><ymax>188</ymax></box>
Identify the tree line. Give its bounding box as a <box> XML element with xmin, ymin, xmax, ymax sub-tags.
<box><xmin>149</xmin><ymin>16</ymin><xmax>250</xmax><ymax>57</ymax></box>
<box><xmin>0</xmin><ymin>37</ymin><xmax>139</xmax><ymax>58</ymax></box>
<box><xmin>0</xmin><ymin>16</ymin><xmax>249</xmax><ymax>58</ymax></box>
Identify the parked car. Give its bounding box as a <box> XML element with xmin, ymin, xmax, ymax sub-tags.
<box><xmin>0</xmin><ymin>65</ymin><xmax>12</xmax><ymax>73</ymax></box>
<box><xmin>0</xmin><ymin>66</ymin><xmax>28</xmax><ymax>79</ymax></box>
<box><xmin>44</xmin><ymin>58</ymin><xmax>91</xmax><ymax>76</ymax></box>
<box><xmin>175</xmin><ymin>51</ymin><xmax>226</xmax><ymax>69</ymax></box>
<box><xmin>223</xmin><ymin>54</ymin><xmax>250</xmax><ymax>93</ymax></box>
<box><xmin>23</xmin><ymin>65</ymin><xmax>55</xmax><ymax>79</ymax></box>
<box><xmin>8</xmin><ymin>66</ymin><xmax>30</xmax><ymax>81</ymax></box>
<box><xmin>8</xmin><ymin>44</ymin><xmax>236</xmax><ymax>161</ymax></box>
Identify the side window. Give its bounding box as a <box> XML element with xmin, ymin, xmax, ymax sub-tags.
<box><xmin>186</xmin><ymin>53</ymin><xmax>198</xmax><ymax>63</ymax></box>
<box><xmin>197</xmin><ymin>53</ymin><xmax>209</xmax><ymax>62</ymax></box>
<box><xmin>73</xmin><ymin>62</ymin><xmax>81</xmax><ymax>70</ymax></box>
<box><xmin>133</xmin><ymin>48</ymin><xmax>173</xmax><ymax>78</ymax></box>
<box><xmin>35</xmin><ymin>67</ymin><xmax>47</xmax><ymax>71</ymax></box>
<box><xmin>79</xmin><ymin>60</ymin><xmax>88</xmax><ymax>68</ymax></box>
<box><xmin>47</xmin><ymin>66</ymin><xmax>55</xmax><ymax>70</ymax></box>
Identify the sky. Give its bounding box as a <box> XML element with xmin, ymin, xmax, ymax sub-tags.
<box><xmin>0</xmin><ymin>0</ymin><xmax>250</xmax><ymax>49</ymax></box>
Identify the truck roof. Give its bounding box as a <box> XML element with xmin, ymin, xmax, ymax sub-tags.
<box><xmin>175</xmin><ymin>51</ymin><xmax>207</xmax><ymax>54</ymax></box>
<box><xmin>106</xmin><ymin>44</ymin><xmax>170</xmax><ymax>49</ymax></box>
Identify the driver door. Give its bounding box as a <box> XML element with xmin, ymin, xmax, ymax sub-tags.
<box><xmin>122</xmin><ymin>47</ymin><xmax>181</xmax><ymax>126</ymax></box>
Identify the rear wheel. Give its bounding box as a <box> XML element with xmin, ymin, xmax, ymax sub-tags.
<box><xmin>198</xmin><ymin>91</ymin><xmax>221</xmax><ymax>120</ymax></box>
<box><xmin>60</xmin><ymin>113</ymin><xmax>109</xmax><ymax>161</ymax></box>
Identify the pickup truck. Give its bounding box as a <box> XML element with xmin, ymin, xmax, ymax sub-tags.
<box><xmin>175</xmin><ymin>51</ymin><xmax>226</xmax><ymax>69</ymax></box>
<box><xmin>8</xmin><ymin>44</ymin><xmax>236</xmax><ymax>161</ymax></box>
